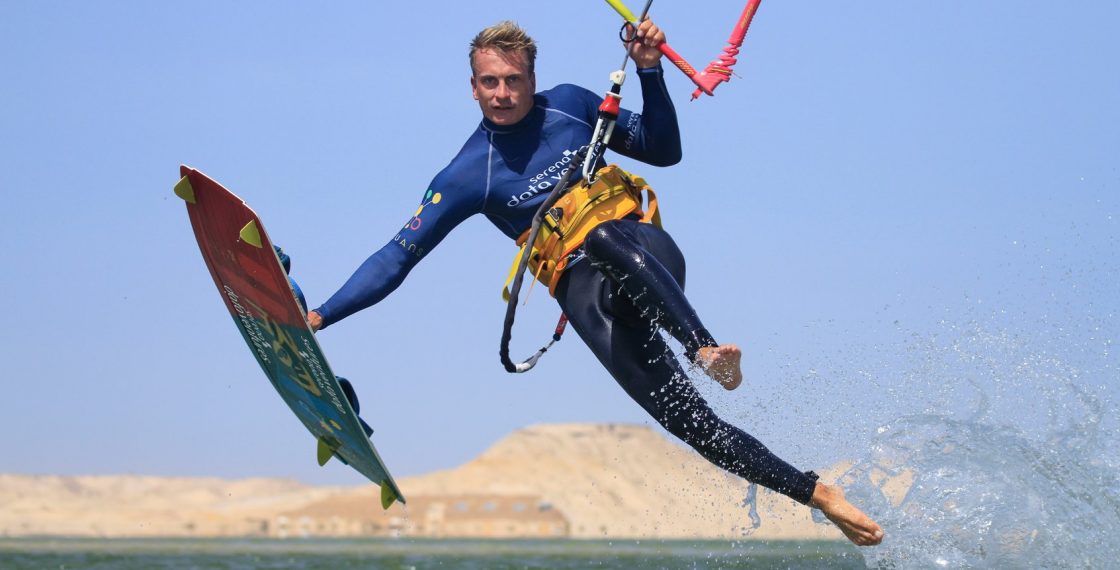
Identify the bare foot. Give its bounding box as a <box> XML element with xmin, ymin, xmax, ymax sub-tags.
<box><xmin>809</xmin><ymin>482</ymin><xmax>884</xmax><ymax>546</ymax></box>
<box><xmin>696</xmin><ymin>344</ymin><xmax>743</xmax><ymax>390</ymax></box>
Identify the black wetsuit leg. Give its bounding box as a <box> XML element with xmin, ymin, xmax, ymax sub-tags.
<box><xmin>555</xmin><ymin>219</ymin><xmax>819</xmax><ymax>505</ymax></box>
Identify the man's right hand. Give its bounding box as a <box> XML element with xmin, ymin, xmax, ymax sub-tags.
<box><xmin>307</xmin><ymin>310</ymin><xmax>323</xmax><ymax>332</ymax></box>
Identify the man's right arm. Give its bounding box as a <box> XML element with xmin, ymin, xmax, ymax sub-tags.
<box><xmin>310</xmin><ymin>170</ymin><xmax>479</xmax><ymax>330</ymax></box>
<box><xmin>310</xmin><ymin>240</ymin><xmax>418</xmax><ymax>330</ymax></box>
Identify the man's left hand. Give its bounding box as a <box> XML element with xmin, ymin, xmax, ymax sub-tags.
<box><xmin>628</xmin><ymin>18</ymin><xmax>666</xmax><ymax>69</ymax></box>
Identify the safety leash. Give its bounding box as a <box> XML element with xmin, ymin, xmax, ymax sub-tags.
<box><xmin>499</xmin><ymin>148</ymin><xmax>586</xmax><ymax>373</ymax></box>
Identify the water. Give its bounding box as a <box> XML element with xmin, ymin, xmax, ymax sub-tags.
<box><xmin>0</xmin><ymin>538</ymin><xmax>863</xmax><ymax>569</ymax></box>
<box><xmin>643</xmin><ymin>256</ymin><xmax>1119</xmax><ymax>567</ymax></box>
<box><xmin>825</xmin><ymin>316</ymin><xmax>1120</xmax><ymax>568</ymax></box>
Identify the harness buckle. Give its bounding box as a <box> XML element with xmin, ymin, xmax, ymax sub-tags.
<box><xmin>544</xmin><ymin>207</ymin><xmax>565</xmax><ymax>239</ymax></box>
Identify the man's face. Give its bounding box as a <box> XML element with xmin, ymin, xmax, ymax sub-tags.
<box><xmin>471</xmin><ymin>48</ymin><xmax>536</xmax><ymax>126</ymax></box>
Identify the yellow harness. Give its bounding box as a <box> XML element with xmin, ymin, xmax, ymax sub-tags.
<box><xmin>502</xmin><ymin>165</ymin><xmax>661</xmax><ymax>300</ymax></box>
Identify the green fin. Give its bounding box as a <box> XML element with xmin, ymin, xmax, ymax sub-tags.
<box><xmin>380</xmin><ymin>481</ymin><xmax>399</xmax><ymax>509</ymax></box>
<box><xmin>316</xmin><ymin>438</ymin><xmax>334</xmax><ymax>466</ymax></box>
<box><xmin>239</xmin><ymin>220</ymin><xmax>262</xmax><ymax>248</ymax></box>
<box><xmin>173</xmin><ymin>176</ymin><xmax>196</xmax><ymax>204</ymax></box>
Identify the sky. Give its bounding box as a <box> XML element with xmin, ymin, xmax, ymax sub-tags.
<box><xmin>1</xmin><ymin>1</ymin><xmax>1116</xmax><ymax>487</ymax></box>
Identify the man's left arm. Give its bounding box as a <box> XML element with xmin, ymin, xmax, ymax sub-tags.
<box><xmin>609</xmin><ymin>19</ymin><xmax>682</xmax><ymax>166</ymax></box>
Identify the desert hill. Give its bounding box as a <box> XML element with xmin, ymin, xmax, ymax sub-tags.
<box><xmin>0</xmin><ymin>423</ymin><xmax>841</xmax><ymax>540</ymax></box>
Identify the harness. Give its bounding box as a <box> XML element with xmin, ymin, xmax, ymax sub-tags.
<box><xmin>502</xmin><ymin>165</ymin><xmax>660</xmax><ymax>300</ymax></box>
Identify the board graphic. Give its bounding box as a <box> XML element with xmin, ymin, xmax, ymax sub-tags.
<box><xmin>175</xmin><ymin>165</ymin><xmax>404</xmax><ymax>509</ymax></box>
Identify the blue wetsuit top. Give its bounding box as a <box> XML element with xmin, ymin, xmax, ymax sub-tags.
<box><xmin>315</xmin><ymin>65</ymin><xmax>681</xmax><ymax>329</ymax></box>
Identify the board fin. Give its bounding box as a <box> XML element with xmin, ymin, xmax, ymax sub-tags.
<box><xmin>239</xmin><ymin>220</ymin><xmax>263</xmax><ymax>248</ymax></box>
<box><xmin>173</xmin><ymin>176</ymin><xmax>196</xmax><ymax>204</ymax></box>
<box><xmin>380</xmin><ymin>481</ymin><xmax>400</xmax><ymax>509</ymax></box>
<box><xmin>316</xmin><ymin>437</ymin><xmax>335</xmax><ymax>466</ymax></box>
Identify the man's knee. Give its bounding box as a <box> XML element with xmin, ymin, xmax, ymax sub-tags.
<box><xmin>585</xmin><ymin>220</ymin><xmax>644</xmax><ymax>269</ymax></box>
<box><xmin>584</xmin><ymin>220</ymin><xmax>624</xmax><ymax>257</ymax></box>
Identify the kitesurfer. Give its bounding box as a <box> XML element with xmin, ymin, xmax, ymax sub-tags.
<box><xmin>307</xmin><ymin>20</ymin><xmax>883</xmax><ymax>546</ymax></box>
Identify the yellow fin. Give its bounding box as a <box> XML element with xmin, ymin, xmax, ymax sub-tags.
<box><xmin>380</xmin><ymin>481</ymin><xmax>399</xmax><ymax>509</ymax></box>
<box><xmin>316</xmin><ymin>438</ymin><xmax>334</xmax><ymax>466</ymax></box>
<box><xmin>173</xmin><ymin>176</ymin><xmax>196</xmax><ymax>204</ymax></box>
<box><xmin>239</xmin><ymin>220</ymin><xmax>262</xmax><ymax>248</ymax></box>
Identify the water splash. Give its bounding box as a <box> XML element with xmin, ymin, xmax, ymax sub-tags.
<box><xmin>838</xmin><ymin>323</ymin><xmax>1120</xmax><ymax>568</ymax></box>
<box><xmin>740</xmin><ymin>482</ymin><xmax>762</xmax><ymax>532</ymax></box>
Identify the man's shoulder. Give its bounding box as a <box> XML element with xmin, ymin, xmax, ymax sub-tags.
<box><xmin>537</xmin><ymin>83</ymin><xmax>596</xmax><ymax>107</ymax></box>
<box><xmin>446</xmin><ymin>125</ymin><xmax>490</xmax><ymax>160</ymax></box>
<box><xmin>536</xmin><ymin>84</ymin><xmax>598</xmax><ymax>125</ymax></box>
<box><xmin>430</xmin><ymin>126</ymin><xmax>489</xmax><ymax>186</ymax></box>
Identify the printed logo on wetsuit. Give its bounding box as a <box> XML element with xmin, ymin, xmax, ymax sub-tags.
<box><xmin>394</xmin><ymin>188</ymin><xmax>441</xmax><ymax>258</ymax></box>
<box><xmin>507</xmin><ymin>148</ymin><xmax>580</xmax><ymax>207</ymax></box>
<box><xmin>622</xmin><ymin>112</ymin><xmax>640</xmax><ymax>151</ymax></box>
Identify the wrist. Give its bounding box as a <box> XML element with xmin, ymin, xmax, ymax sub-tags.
<box><xmin>308</xmin><ymin>310</ymin><xmax>324</xmax><ymax>331</ymax></box>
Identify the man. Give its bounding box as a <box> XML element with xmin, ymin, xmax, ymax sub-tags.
<box><xmin>307</xmin><ymin>20</ymin><xmax>883</xmax><ymax>546</ymax></box>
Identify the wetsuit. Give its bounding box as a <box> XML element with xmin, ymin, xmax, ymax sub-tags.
<box><xmin>316</xmin><ymin>65</ymin><xmax>818</xmax><ymax>505</ymax></box>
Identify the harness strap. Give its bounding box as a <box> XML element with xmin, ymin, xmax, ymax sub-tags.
<box><xmin>502</xmin><ymin>165</ymin><xmax>660</xmax><ymax>301</ymax></box>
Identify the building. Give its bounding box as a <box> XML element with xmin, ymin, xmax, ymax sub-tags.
<box><xmin>274</xmin><ymin>494</ymin><xmax>570</xmax><ymax>539</ymax></box>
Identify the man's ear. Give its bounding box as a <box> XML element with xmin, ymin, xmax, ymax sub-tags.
<box><xmin>470</xmin><ymin>75</ymin><xmax>479</xmax><ymax>101</ymax></box>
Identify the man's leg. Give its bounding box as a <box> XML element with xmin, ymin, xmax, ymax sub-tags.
<box><xmin>560</xmin><ymin>222</ymin><xmax>883</xmax><ymax>545</ymax></box>
<box><xmin>583</xmin><ymin>220</ymin><xmax>741</xmax><ymax>388</ymax></box>
<box><xmin>555</xmin><ymin>255</ymin><xmax>819</xmax><ymax>504</ymax></box>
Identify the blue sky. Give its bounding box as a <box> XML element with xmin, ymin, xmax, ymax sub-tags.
<box><xmin>1</xmin><ymin>1</ymin><xmax>1116</xmax><ymax>486</ymax></box>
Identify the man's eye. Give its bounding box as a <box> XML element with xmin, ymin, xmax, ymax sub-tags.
<box><xmin>507</xmin><ymin>76</ymin><xmax>521</xmax><ymax>85</ymax></box>
<box><xmin>481</xmin><ymin>78</ymin><xmax>498</xmax><ymax>88</ymax></box>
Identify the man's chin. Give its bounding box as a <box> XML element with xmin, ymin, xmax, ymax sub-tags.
<box><xmin>487</xmin><ymin>108</ymin><xmax>524</xmax><ymax>125</ymax></box>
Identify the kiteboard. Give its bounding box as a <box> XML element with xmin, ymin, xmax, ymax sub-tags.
<box><xmin>174</xmin><ymin>165</ymin><xmax>404</xmax><ymax>509</ymax></box>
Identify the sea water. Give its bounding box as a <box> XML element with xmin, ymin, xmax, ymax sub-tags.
<box><xmin>686</xmin><ymin>196</ymin><xmax>1118</xmax><ymax>569</ymax></box>
<box><xmin>644</xmin><ymin>282</ymin><xmax>1118</xmax><ymax>567</ymax></box>
<box><xmin>0</xmin><ymin>537</ymin><xmax>863</xmax><ymax>569</ymax></box>
<box><xmin>831</xmin><ymin>318</ymin><xmax>1120</xmax><ymax>569</ymax></box>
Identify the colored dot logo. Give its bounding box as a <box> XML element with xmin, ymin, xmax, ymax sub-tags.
<box><xmin>318</xmin><ymin>418</ymin><xmax>344</xmax><ymax>434</ymax></box>
<box><xmin>406</xmin><ymin>189</ymin><xmax>442</xmax><ymax>231</ymax></box>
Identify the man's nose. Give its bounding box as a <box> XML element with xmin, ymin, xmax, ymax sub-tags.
<box><xmin>495</xmin><ymin>79</ymin><xmax>511</xmax><ymax>98</ymax></box>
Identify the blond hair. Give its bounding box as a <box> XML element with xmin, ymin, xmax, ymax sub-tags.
<box><xmin>469</xmin><ymin>21</ymin><xmax>537</xmax><ymax>75</ymax></box>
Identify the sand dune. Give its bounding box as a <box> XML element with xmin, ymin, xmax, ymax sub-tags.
<box><xmin>0</xmin><ymin>423</ymin><xmax>841</xmax><ymax>540</ymax></box>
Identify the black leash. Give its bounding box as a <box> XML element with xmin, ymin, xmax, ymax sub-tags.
<box><xmin>499</xmin><ymin>147</ymin><xmax>587</xmax><ymax>373</ymax></box>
